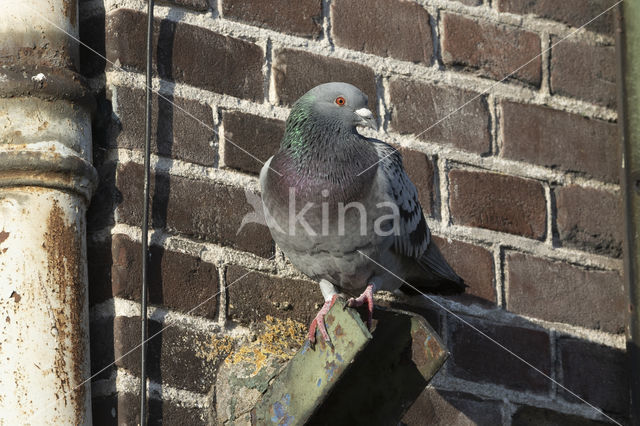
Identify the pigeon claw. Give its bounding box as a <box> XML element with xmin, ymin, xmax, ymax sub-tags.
<box><xmin>346</xmin><ymin>284</ymin><xmax>375</xmax><ymax>329</ymax></box>
<box><xmin>307</xmin><ymin>294</ymin><xmax>339</xmax><ymax>347</ymax></box>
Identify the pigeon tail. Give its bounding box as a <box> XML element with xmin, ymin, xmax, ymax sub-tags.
<box><xmin>402</xmin><ymin>243</ymin><xmax>467</xmax><ymax>296</ymax></box>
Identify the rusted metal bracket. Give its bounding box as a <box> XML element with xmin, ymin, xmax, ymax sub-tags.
<box><xmin>250</xmin><ymin>298</ymin><xmax>448</xmax><ymax>425</ymax></box>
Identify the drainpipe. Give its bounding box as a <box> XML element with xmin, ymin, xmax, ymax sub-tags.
<box><xmin>617</xmin><ymin>2</ymin><xmax>640</xmax><ymax>424</ymax></box>
<box><xmin>0</xmin><ymin>0</ymin><xmax>96</xmax><ymax>424</ymax></box>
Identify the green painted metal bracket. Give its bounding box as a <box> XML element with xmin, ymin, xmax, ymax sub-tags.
<box><xmin>251</xmin><ymin>298</ymin><xmax>448</xmax><ymax>425</ymax></box>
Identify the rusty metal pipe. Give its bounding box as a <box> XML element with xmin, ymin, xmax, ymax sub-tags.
<box><xmin>0</xmin><ymin>0</ymin><xmax>96</xmax><ymax>423</ymax></box>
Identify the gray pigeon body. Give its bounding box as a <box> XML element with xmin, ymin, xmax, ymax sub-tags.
<box><xmin>260</xmin><ymin>82</ymin><xmax>465</xmax><ymax>308</ymax></box>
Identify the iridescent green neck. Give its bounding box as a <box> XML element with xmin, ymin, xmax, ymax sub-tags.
<box><xmin>280</xmin><ymin>93</ymin><xmax>315</xmax><ymax>158</ymax></box>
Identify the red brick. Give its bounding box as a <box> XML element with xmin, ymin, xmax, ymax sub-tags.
<box><xmin>402</xmin><ymin>388</ymin><xmax>503</xmax><ymax>425</ymax></box>
<box><xmin>555</xmin><ymin>185</ymin><xmax>622</xmax><ymax>258</ymax></box>
<box><xmin>221</xmin><ymin>111</ymin><xmax>284</xmax><ymax>175</ymax></box>
<box><xmin>113</xmin><ymin>86</ymin><xmax>216</xmax><ymax>166</ymax></box>
<box><xmin>558</xmin><ymin>337</ymin><xmax>629</xmax><ymax>415</ymax></box>
<box><xmin>551</xmin><ymin>39</ymin><xmax>616</xmax><ymax>108</ymax></box>
<box><xmin>512</xmin><ymin>405</ymin><xmax>616</xmax><ymax>426</ymax></box>
<box><xmin>92</xmin><ymin>392</ymin><xmax>207</xmax><ymax>426</ymax></box>
<box><xmin>506</xmin><ymin>253</ymin><xmax>626</xmax><ymax>333</ymax></box>
<box><xmin>221</xmin><ymin>0</ymin><xmax>322</xmax><ymax>38</ymax></box>
<box><xmin>432</xmin><ymin>236</ymin><xmax>495</xmax><ymax>304</ymax></box>
<box><xmin>500</xmin><ymin>101</ymin><xmax>619</xmax><ymax>183</ymax></box>
<box><xmin>497</xmin><ymin>0</ymin><xmax>615</xmax><ymax>36</ymax></box>
<box><xmin>226</xmin><ymin>265</ymin><xmax>322</xmax><ymax>325</ymax></box>
<box><xmin>103</xmin><ymin>316</ymin><xmax>224</xmax><ymax>393</ymax></box>
<box><xmin>441</xmin><ymin>13</ymin><xmax>541</xmax><ymax>86</ymax></box>
<box><xmin>115</xmin><ymin>162</ymin><xmax>274</xmax><ymax>258</ymax></box>
<box><xmin>389</xmin><ymin>78</ymin><xmax>491</xmax><ymax>154</ymax></box>
<box><xmin>110</xmin><ymin>234</ymin><xmax>219</xmax><ymax>318</ymax></box>
<box><xmin>396</xmin><ymin>147</ymin><xmax>435</xmax><ymax>217</ymax></box>
<box><xmin>272</xmin><ymin>49</ymin><xmax>377</xmax><ymax>108</ymax></box>
<box><xmin>448</xmin><ymin>169</ymin><xmax>546</xmax><ymax>239</ymax></box>
<box><xmin>447</xmin><ymin>318</ymin><xmax>551</xmax><ymax>393</ymax></box>
<box><xmin>332</xmin><ymin>0</ymin><xmax>433</xmax><ymax>64</ymax></box>
<box><xmin>106</xmin><ymin>9</ymin><xmax>264</xmax><ymax>101</ymax></box>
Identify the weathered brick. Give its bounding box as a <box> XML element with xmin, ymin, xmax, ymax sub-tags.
<box><xmin>221</xmin><ymin>111</ymin><xmax>284</xmax><ymax>175</ymax></box>
<box><xmin>506</xmin><ymin>252</ymin><xmax>625</xmax><ymax>333</ymax></box>
<box><xmin>110</xmin><ymin>234</ymin><xmax>219</xmax><ymax>318</ymax></box>
<box><xmin>402</xmin><ymin>388</ymin><xmax>503</xmax><ymax>425</ymax></box>
<box><xmin>389</xmin><ymin>78</ymin><xmax>491</xmax><ymax>154</ymax></box>
<box><xmin>396</xmin><ymin>147</ymin><xmax>435</xmax><ymax>217</ymax></box>
<box><xmin>497</xmin><ymin>0</ymin><xmax>616</xmax><ymax>36</ymax></box>
<box><xmin>272</xmin><ymin>49</ymin><xmax>377</xmax><ymax>108</ymax></box>
<box><xmin>432</xmin><ymin>236</ymin><xmax>495</xmax><ymax>304</ymax></box>
<box><xmin>106</xmin><ymin>9</ymin><xmax>263</xmax><ymax>101</ymax></box>
<box><xmin>500</xmin><ymin>101</ymin><xmax>619</xmax><ymax>183</ymax></box>
<box><xmin>221</xmin><ymin>0</ymin><xmax>322</xmax><ymax>38</ymax></box>
<box><xmin>558</xmin><ymin>337</ymin><xmax>629</xmax><ymax>415</ymax></box>
<box><xmin>448</xmin><ymin>169</ymin><xmax>546</xmax><ymax>239</ymax></box>
<box><xmin>512</xmin><ymin>405</ymin><xmax>613</xmax><ymax>426</ymax></box>
<box><xmin>551</xmin><ymin>39</ymin><xmax>616</xmax><ymax>108</ymax></box>
<box><xmin>441</xmin><ymin>13</ymin><xmax>541</xmax><ymax>86</ymax></box>
<box><xmin>109</xmin><ymin>316</ymin><xmax>223</xmax><ymax>393</ymax></box>
<box><xmin>226</xmin><ymin>265</ymin><xmax>322</xmax><ymax>325</ymax></box>
<box><xmin>555</xmin><ymin>185</ymin><xmax>622</xmax><ymax>258</ymax></box>
<box><xmin>92</xmin><ymin>390</ymin><xmax>207</xmax><ymax>426</ymax></box>
<box><xmin>332</xmin><ymin>0</ymin><xmax>433</xmax><ymax>64</ymax></box>
<box><xmin>115</xmin><ymin>162</ymin><xmax>274</xmax><ymax>258</ymax></box>
<box><xmin>447</xmin><ymin>318</ymin><xmax>551</xmax><ymax>393</ymax></box>
<box><xmin>113</xmin><ymin>86</ymin><xmax>216</xmax><ymax>166</ymax></box>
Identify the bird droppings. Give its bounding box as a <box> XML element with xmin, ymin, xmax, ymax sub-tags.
<box><xmin>31</xmin><ymin>73</ymin><xmax>46</xmax><ymax>82</ymax></box>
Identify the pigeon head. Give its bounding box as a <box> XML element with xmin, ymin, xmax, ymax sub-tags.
<box><xmin>295</xmin><ymin>82</ymin><xmax>377</xmax><ymax>131</ymax></box>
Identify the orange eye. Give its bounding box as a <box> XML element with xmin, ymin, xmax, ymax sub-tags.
<box><xmin>335</xmin><ymin>96</ymin><xmax>346</xmax><ymax>106</ymax></box>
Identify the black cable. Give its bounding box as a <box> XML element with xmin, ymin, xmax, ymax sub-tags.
<box><xmin>141</xmin><ymin>0</ymin><xmax>154</xmax><ymax>423</ymax></box>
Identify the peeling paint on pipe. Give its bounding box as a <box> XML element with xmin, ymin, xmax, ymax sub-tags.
<box><xmin>0</xmin><ymin>0</ymin><xmax>95</xmax><ymax>423</ymax></box>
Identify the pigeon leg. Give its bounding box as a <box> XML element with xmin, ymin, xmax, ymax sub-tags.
<box><xmin>346</xmin><ymin>284</ymin><xmax>375</xmax><ymax>329</ymax></box>
<box><xmin>307</xmin><ymin>294</ymin><xmax>339</xmax><ymax>345</ymax></box>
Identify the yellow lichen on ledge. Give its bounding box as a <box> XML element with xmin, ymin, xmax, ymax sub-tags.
<box><xmin>227</xmin><ymin>315</ymin><xmax>307</xmax><ymax>376</ymax></box>
<box><xmin>196</xmin><ymin>315</ymin><xmax>307</xmax><ymax>377</ymax></box>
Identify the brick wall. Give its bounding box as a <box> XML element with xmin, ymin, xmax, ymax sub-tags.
<box><xmin>80</xmin><ymin>0</ymin><xmax>627</xmax><ymax>424</ymax></box>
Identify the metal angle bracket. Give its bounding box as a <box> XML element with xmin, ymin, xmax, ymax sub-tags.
<box><xmin>251</xmin><ymin>298</ymin><xmax>448</xmax><ymax>425</ymax></box>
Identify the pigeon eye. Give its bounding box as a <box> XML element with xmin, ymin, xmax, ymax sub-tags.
<box><xmin>335</xmin><ymin>96</ymin><xmax>346</xmax><ymax>106</ymax></box>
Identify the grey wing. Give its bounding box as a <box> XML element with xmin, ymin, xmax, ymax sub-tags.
<box><xmin>373</xmin><ymin>141</ymin><xmax>465</xmax><ymax>290</ymax></box>
<box><xmin>373</xmin><ymin>141</ymin><xmax>430</xmax><ymax>259</ymax></box>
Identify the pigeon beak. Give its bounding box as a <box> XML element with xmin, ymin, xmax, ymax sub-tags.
<box><xmin>355</xmin><ymin>108</ymin><xmax>377</xmax><ymax>130</ymax></box>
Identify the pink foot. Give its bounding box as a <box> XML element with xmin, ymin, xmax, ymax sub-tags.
<box><xmin>347</xmin><ymin>284</ymin><xmax>375</xmax><ymax>329</ymax></box>
<box><xmin>307</xmin><ymin>294</ymin><xmax>339</xmax><ymax>345</ymax></box>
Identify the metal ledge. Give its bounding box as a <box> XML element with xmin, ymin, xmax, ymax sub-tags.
<box><xmin>250</xmin><ymin>299</ymin><xmax>448</xmax><ymax>425</ymax></box>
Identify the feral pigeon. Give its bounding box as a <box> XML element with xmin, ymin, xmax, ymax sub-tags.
<box><xmin>260</xmin><ymin>82</ymin><xmax>465</xmax><ymax>344</ymax></box>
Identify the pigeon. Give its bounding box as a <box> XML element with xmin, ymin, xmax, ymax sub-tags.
<box><xmin>260</xmin><ymin>82</ymin><xmax>465</xmax><ymax>344</ymax></box>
